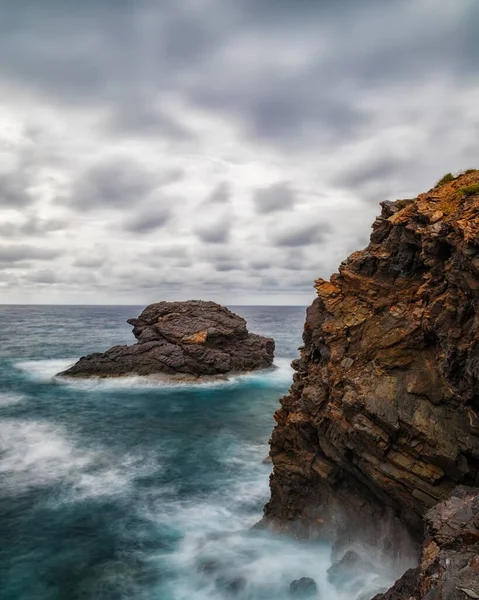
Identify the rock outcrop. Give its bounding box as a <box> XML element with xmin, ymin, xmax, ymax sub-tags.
<box><xmin>58</xmin><ymin>300</ymin><xmax>274</xmax><ymax>379</ymax></box>
<box><xmin>373</xmin><ymin>487</ymin><xmax>479</xmax><ymax>600</ymax></box>
<box><xmin>263</xmin><ymin>170</ymin><xmax>479</xmax><ymax>594</ymax></box>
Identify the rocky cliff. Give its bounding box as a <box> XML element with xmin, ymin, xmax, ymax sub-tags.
<box><xmin>264</xmin><ymin>171</ymin><xmax>479</xmax><ymax>596</ymax></box>
<box><xmin>58</xmin><ymin>300</ymin><xmax>274</xmax><ymax>379</ymax></box>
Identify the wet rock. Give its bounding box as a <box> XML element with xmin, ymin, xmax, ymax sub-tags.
<box><xmin>57</xmin><ymin>300</ymin><xmax>274</xmax><ymax>379</ymax></box>
<box><xmin>371</xmin><ymin>567</ymin><xmax>420</xmax><ymax>600</ymax></box>
<box><xmin>264</xmin><ymin>170</ymin><xmax>479</xmax><ymax>542</ymax></box>
<box><xmin>372</xmin><ymin>487</ymin><xmax>479</xmax><ymax>599</ymax></box>
<box><xmin>327</xmin><ymin>550</ymin><xmax>373</xmax><ymax>587</ymax></box>
<box><xmin>218</xmin><ymin>576</ymin><xmax>247</xmax><ymax>596</ymax></box>
<box><xmin>289</xmin><ymin>577</ymin><xmax>318</xmax><ymax>598</ymax></box>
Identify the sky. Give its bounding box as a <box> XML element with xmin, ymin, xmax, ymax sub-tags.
<box><xmin>0</xmin><ymin>0</ymin><xmax>478</xmax><ymax>305</ymax></box>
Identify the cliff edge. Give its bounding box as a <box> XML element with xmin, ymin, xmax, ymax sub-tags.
<box><xmin>264</xmin><ymin>170</ymin><xmax>479</xmax><ymax>594</ymax></box>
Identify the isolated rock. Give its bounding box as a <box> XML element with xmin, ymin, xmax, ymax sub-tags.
<box><xmin>58</xmin><ymin>300</ymin><xmax>274</xmax><ymax>379</ymax></box>
<box><xmin>264</xmin><ymin>170</ymin><xmax>479</xmax><ymax>541</ymax></box>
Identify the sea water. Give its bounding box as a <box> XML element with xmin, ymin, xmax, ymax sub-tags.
<box><xmin>0</xmin><ymin>306</ymin><xmax>402</xmax><ymax>600</ymax></box>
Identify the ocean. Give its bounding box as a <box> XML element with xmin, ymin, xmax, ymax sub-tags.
<box><xmin>0</xmin><ymin>305</ymin><xmax>397</xmax><ymax>600</ymax></box>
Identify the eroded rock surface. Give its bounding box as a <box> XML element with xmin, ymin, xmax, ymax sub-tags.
<box><xmin>264</xmin><ymin>170</ymin><xmax>479</xmax><ymax>543</ymax></box>
<box><xmin>58</xmin><ymin>301</ymin><xmax>274</xmax><ymax>379</ymax></box>
<box><xmin>373</xmin><ymin>487</ymin><xmax>479</xmax><ymax>600</ymax></box>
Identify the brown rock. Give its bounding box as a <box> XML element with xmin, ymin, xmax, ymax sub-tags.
<box><xmin>57</xmin><ymin>300</ymin><xmax>274</xmax><ymax>379</ymax></box>
<box><xmin>264</xmin><ymin>171</ymin><xmax>479</xmax><ymax>541</ymax></box>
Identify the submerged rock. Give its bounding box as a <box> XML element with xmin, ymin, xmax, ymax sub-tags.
<box><xmin>289</xmin><ymin>577</ymin><xmax>318</xmax><ymax>598</ymax></box>
<box><xmin>327</xmin><ymin>550</ymin><xmax>373</xmax><ymax>588</ymax></box>
<box><xmin>58</xmin><ymin>300</ymin><xmax>274</xmax><ymax>379</ymax></box>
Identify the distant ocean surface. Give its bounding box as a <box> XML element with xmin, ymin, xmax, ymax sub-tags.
<box><xmin>0</xmin><ymin>306</ymin><xmax>396</xmax><ymax>600</ymax></box>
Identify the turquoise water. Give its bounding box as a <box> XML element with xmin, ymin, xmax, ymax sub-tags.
<box><xmin>0</xmin><ymin>306</ymin><xmax>399</xmax><ymax>600</ymax></box>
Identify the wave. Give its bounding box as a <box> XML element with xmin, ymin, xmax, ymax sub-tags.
<box><xmin>0</xmin><ymin>417</ymin><xmax>161</xmax><ymax>503</ymax></box>
<box><xmin>14</xmin><ymin>358</ymin><xmax>77</xmax><ymax>380</ymax></box>
<box><xmin>14</xmin><ymin>356</ymin><xmax>294</xmax><ymax>392</ymax></box>
<box><xmin>0</xmin><ymin>392</ymin><xmax>25</xmax><ymax>407</ymax></box>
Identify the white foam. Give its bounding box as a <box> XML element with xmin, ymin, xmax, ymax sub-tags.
<box><xmin>14</xmin><ymin>356</ymin><xmax>294</xmax><ymax>392</ymax></box>
<box><xmin>0</xmin><ymin>418</ymin><xmax>159</xmax><ymax>502</ymax></box>
<box><xmin>14</xmin><ymin>358</ymin><xmax>77</xmax><ymax>381</ymax></box>
<box><xmin>0</xmin><ymin>392</ymin><xmax>25</xmax><ymax>407</ymax></box>
<box><xmin>137</xmin><ymin>435</ymin><xmax>406</xmax><ymax>600</ymax></box>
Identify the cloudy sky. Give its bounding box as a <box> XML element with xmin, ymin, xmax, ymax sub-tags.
<box><xmin>0</xmin><ymin>0</ymin><xmax>478</xmax><ymax>305</ymax></box>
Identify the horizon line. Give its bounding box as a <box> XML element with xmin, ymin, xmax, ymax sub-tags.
<box><xmin>0</xmin><ymin>303</ymin><xmax>308</xmax><ymax>308</ymax></box>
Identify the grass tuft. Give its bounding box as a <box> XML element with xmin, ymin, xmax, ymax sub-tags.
<box><xmin>458</xmin><ymin>183</ymin><xmax>479</xmax><ymax>197</ymax></box>
<box><xmin>436</xmin><ymin>173</ymin><xmax>455</xmax><ymax>186</ymax></box>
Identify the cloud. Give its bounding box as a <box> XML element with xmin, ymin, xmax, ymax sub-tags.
<box><xmin>254</xmin><ymin>182</ymin><xmax>295</xmax><ymax>214</ymax></box>
<box><xmin>0</xmin><ymin>0</ymin><xmax>479</xmax><ymax>304</ymax></box>
<box><xmin>207</xmin><ymin>182</ymin><xmax>231</xmax><ymax>204</ymax></box>
<box><xmin>0</xmin><ymin>173</ymin><xmax>34</xmax><ymax>207</ymax></box>
<box><xmin>68</xmin><ymin>157</ymin><xmax>160</xmax><ymax>211</ymax></box>
<box><xmin>0</xmin><ymin>245</ymin><xmax>61</xmax><ymax>262</ymax></box>
<box><xmin>271</xmin><ymin>222</ymin><xmax>332</xmax><ymax>248</ymax></box>
<box><xmin>73</xmin><ymin>256</ymin><xmax>105</xmax><ymax>268</ymax></box>
<box><xmin>124</xmin><ymin>206</ymin><xmax>172</xmax><ymax>233</ymax></box>
<box><xmin>195</xmin><ymin>216</ymin><xmax>231</xmax><ymax>244</ymax></box>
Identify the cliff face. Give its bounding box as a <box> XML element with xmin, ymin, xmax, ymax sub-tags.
<box><xmin>265</xmin><ymin>171</ymin><xmax>479</xmax><ymax>544</ymax></box>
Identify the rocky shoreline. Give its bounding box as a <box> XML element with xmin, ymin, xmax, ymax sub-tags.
<box><xmin>263</xmin><ymin>170</ymin><xmax>479</xmax><ymax>599</ymax></box>
<box><xmin>58</xmin><ymin>300</ymin><xmax>275</xmax><ymax>380</ymax></box>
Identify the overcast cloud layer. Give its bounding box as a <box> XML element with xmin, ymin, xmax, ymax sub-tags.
<box><xmin>0</xmin><ymin>0</ymin><xmax>478</xmax><ymax>304</ymax></box>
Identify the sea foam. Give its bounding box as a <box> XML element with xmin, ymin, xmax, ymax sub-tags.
<box><xmin>14</xmin><ymin>356</ymin><xmax>294</xmax><ymax>392</ymax></box>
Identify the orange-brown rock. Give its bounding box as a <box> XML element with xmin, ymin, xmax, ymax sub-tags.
<box><xmin>264</xmin><ymin>171</ymin><xmax>479</xmax><ymax>544</ymax></box>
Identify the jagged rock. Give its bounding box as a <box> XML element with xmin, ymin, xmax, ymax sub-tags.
<box><xmin>58</xmin><ymin>300</ymin><xmax>274</xmax><ymax>379</ymax></box>
<box><xmin>289</xmin><ymin>577</ymin><xmax>318</xmax><ymax>598</ymax></box>
<box><xmin>372</xmin><ymin>487</ymin><xmax>479</xmax><ymax>600</ymax></box>
<box><xmin>371</xmin><ymin>567</ymin><xmax>420</xmax><ymax>600</ymax></box>
<box><xmin>264</xmin><ymin>170</ymin><xmax>479</xmax><ymax>542</ymax></box>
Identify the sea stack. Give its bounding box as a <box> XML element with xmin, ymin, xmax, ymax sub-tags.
<box><xmin>58</xmin><ymin>300</ymin><xmax>275</xmax><ymax>379</ymax></box>
<box><xmin>264</xmin><ymin>170</ymin><xmax>479</xmax><ymax>599</ymax></box>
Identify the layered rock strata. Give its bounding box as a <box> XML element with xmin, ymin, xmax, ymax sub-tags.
<box><xmin>58</xmin><ymin>300</ymin><xmax>274</xmax><ymax>379</ymax></box>
<box><xmin>265</xmin><ymin>170</ymin><xmax>479</xmax><ymax>547</ymax></box>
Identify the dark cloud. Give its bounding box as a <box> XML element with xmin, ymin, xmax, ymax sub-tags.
<box><xmin>0</xmin><ymin>217</ymin><xmax>66</xmax><ymax>237</ymax></box>
<box><xmin>69</xmin><ymin>158</ymin><xmax>159</xmax><ymax>210</ymax></box>
<box><xmin>195</xmin><ymin>217</ymin><xmax>231</xmax><ymax>244</ymax></box>
<box><xmin>0</xmin><ymin>244</ymin><xmax>61</xmax><ymax>262</ymax></box>
<box><xmin>207</xmin><ymin>182</ymin><xmax>231</xmax><ymax>204</ymax></box>
<box><xmin>124</xmin><ymin>206</ymin><xmax>172</xmax><ymax>233</ymax></box>
<box><xmin>271</xmin><ymin>222</ymin><xmax>331</xmax><ymax>248</ymax></box>
<box><xmin>215</xmin><ymin>261</ymin><xmax>241</xmax><ymax>272</ymax></box>
<box><xmin>0</xmin><ymin>173</ymin><xmax>34</xmax><ymax>207</ymax></box>
<box><xmin>254</xmin><ymin>182</ymin><xmax>295</xmax><ymax>214</ymax></box>
<box><xmin>249</xmin><ymin>260</ymin><xmax>271</xmax><ymax>271</ymax></box>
